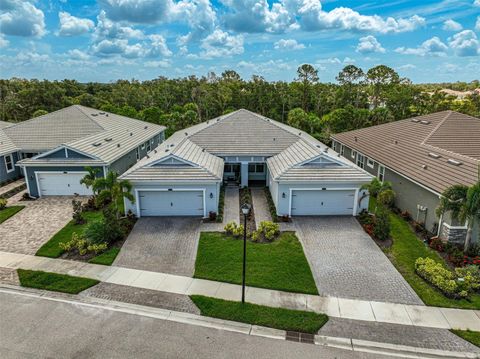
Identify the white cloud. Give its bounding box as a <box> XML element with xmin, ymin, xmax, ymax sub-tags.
<box><xmin>475</xmin><ymin>0</ymin><xmax>480</xmax><ymax>6</ymax></box>
<box><xmin>398</xmin><ymin>64</ymin><xmax>416</xmax><ymax>70</ymax></box>
<box><xmin>0</xmin><ymin>0</ymin><xmax>45</xmax><ymax>37</ymax></box>
<box><xmin>476</xmin><ymin>16</ymin><xmax>480</xmax><ymax>31</ymax></box>
<box><xmin>144</xmin><ymin>60</ymin><xmax>171</xmax><ymax>68</ymax></box>
<box><xmin>148</xmin><ymin>34</ymin><xmax>173</xmax><ymax>57</ymax></box>
<box><xmin>343</xmin><ymin>57</ymin><xmax>356</xmax><ymax>64</ymax></box>
<box><xmin>175</xmin><ymin>0</ymin><xmax>217</xmax><ymax>44</ymax></box>
<box><xmin>448</xmin><ymin>30</ymin><xmax>480</xmax><ymax>56</ymax></box>
<box><xmin>442</xmin><ymin>19</ymin><xmax>462</xmax><ymax>31</ymax></box>
<box><xmin>94</xmin><ymin>11</ymin><xmax>145</xmax><ymax>41</ymax></box>
<box><xmin>67</xmin><ymin>49</ymin><xmax>90</xmax><ymax>61</ymax></box>
<box><xmin>195</xmin><ymin>28</ymin><xmax>243</xmax><ymax>59</ymax></box>
<box><xmin>395</xmin><ymin>37</ymin><xmax>448</xmax><ymax>56</ymax></box>
<box><xmin>356</xmin><ymin>35</ymin><xmax>385</xmax><ymax>54</ymax></box>
<box><xmin>99</xmin><ymin>0</ymin><xmax>173</xmax><ymax>23</ymax></box>
<box><xmin>0</xmin><ymin>34</ymin><xmax>9</xmax><ymax>48</ymax></box>
<box><xmin>58</xmin><ymin>12</ymin><xmax>94</xmax><ymax>36</ymax></box>
<box><xmin>15</xmin><ymin>51</ymin><xmax>50</xmax><ymax>64</ymax></box>
<box><xmin>274</xmin><ymin>38</ymin><xmax>305</xmax><ymax>50</ymax></box>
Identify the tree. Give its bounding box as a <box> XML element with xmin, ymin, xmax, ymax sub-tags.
<box><xmin>437</xmin><ymin>182</ymin><xmax>480</xmax><ymax>251</ymax></box>
<box><xmin>93</xmin><ymin>171</ymin><xmax>135</xmax><ymax>218</ymax></box>
<box><xmin>287</xmin><ymin>108</ymin><xmax>308</xmax><ymax>131</ymax></box>
<box><xmin>80</xmin><ymin>166</ymin><xmax>101</xmax><ymax>195</ymax></box>
<box><xmin>366</xmin><ymin>65</ymin><xmax>400</xmax><ymax>109</ymax></box>
<box><xmin>295</xmin><ymin>64</ymin><xmax>318</xmax><ymax>112</ymax></box>
<box><xmin>32</xmin><ymin>109</ymin><xmax>48</xmax><ymax>117</ymax></box>
<box><xmin>336</xmin><ymin>65</ymin><xmax>365</xmax><ymax>108</ymax></box>
<box><xmin>373</xmin><ymin>206</ymin><xmax>391</xmax><ymax>241</ymax></box>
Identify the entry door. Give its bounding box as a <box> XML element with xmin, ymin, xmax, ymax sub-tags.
<box><xmin>37</xmin><ymin>172</ymin><xmax>92</xmax><ymax>196</ymax></box>
<box><xmin>139</xmin><ymin>190</ymin><xmax>204</xmax><ymax>216</ymax></box>
<box><xmin>291</xmin><ymin>190</ymin><xmax>355</xmax><ymax>216</ymax></box>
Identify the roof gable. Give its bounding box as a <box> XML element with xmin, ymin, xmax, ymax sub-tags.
<box><xmin>149</xmin><ymin>155</ymin><xmax>196</xmax><ymax>167</ymax></box>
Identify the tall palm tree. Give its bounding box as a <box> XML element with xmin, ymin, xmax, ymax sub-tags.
<box><xmin>93</xmin><ymin>171</ymin><xmax>134</xmax><ymax>218</ymax></box>
<box><xmin>437</xmin><ymin>182</ymin><xmax>480</xmax><ymax>251</ymax></box>
<box><xmin>80</xmin><ymin>166</ymin><xmax>101</xmax><ymax>195</ymax></box>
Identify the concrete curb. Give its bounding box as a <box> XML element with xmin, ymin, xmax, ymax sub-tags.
<box><xmin>1</xmin><ymin>285</ymin><xmax>478</xmax><ymax>359</ymax></box>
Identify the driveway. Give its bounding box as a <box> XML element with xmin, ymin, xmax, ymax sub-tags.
<box><xmin>114</xmin><ymin>217</ymin><xmax>201</xmax><ymax>276</ymax></box>
<box><xmin>294</xmin><ymin>216</ymin><xmax>422</xmax><ymax>305</ymax></box>
<box><xmin>0</xmin><ymin>196</ymin><xmax>74</xmax><ymax>255</ymax></box>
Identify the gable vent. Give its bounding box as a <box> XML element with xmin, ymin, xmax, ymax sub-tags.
<box><xmin>447</xmin><ymin>159</ymin><xmax>462</xmax><ymax>166</ymax></box>
<box><xmin>420</xmin><ymin>120</ymin><xmax>430</xmax><ymax>125</ymax></box>
<box><xmin>428</xmin><ymin>152</ymin><xmax>441</xmax><ymax>159</ymax></box>
<box><xmin>411</xmin><ymin>119</ymin><xmax>420</xmax><ymax>123</ymax></box>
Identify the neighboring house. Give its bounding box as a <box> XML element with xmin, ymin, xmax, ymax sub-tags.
<box><xmin>0</xmin><ymin>105</ymin><xmax>165</xmax><ymax>197</ymax></box>
<box><xmin>120</xmin><ymin>109</ymin><xmax>372</xmax><ymax>218</ymax></box>
<box><xmin>0</xmin><ymin>120</ymin><xmax>22</xmax><ymax>185</ymax></box>
<box><xmin>331</xmin><ymin>110</ymin><xmax>480</xmax><ymax>245</ymax></box>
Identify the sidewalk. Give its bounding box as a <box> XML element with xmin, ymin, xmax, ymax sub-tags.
<box><xmin>251</xmin><ymin>187</ymin><xmax>271</xmax><ymax>228</ymax></box>
<box><xmin>1</xmin><ymin>250</ymin><xmax>479</xmax><ymax>331</ymax></box>
<box><xmin>0</xmin><ymin>178</ymin><xmax>26</xmax><ymax>198</ymax></box>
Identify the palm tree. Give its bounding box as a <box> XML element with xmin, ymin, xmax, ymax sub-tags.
<box><xmin>80</xmin><ymin>166</ymin><xmax>101</xmax><ymax>195</ymax></box>
<box><xmin>359</xmin><ymin>178</ymin><xmax>394</xmax><ymax>210</ymax></box>
<box><xmin>437</xmin><ymin>182</ymin><xmax>480</xmax><ymax>251</ymax></box>
<box><xmin>93</xmin><ymin>171</ymin><xmax>135</xmax><ymax>218</ymax></box>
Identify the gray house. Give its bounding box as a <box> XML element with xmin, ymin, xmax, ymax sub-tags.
<box><xmin>0</xmin><ymin>121</ymin><xmax>22</xmax><ymax>185</ymax></box>
<box><xmin>121</xmin><ymin>109</ymin><xmax>372</xmax><ymax>218</ymax></box>
<box><xmin>0</xmin><ymin>105</ymin><xmax>165</xmax><ymax>197</ymax></box>
<box><xmin>331</xmin><ymin>110</ymin><xmax>479</xmax><ymax>245</ymax></box>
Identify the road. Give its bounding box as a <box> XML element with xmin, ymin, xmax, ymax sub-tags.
<box><xmin>0</xmin><ymin>289</ymin><xmax>389</xmax><ymax>359</ymax></box>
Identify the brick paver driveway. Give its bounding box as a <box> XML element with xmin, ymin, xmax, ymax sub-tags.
<box><xmin>294</xmin><ymin>216</ymin><xmax>422</xmax><ymax>305</ymax></box>
<box><xmin>114</xmin><ymin>217</ymin><xmax>201</xmax><ymax>276</ymax></box>
<box><xmin>0</xmin><ymin>196</ymin><xmax>74</xmax><ymax>255</ymax></box>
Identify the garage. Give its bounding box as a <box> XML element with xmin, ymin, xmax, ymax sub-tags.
<box><xmin>291</xmin><ymin>189</ymin><xmax>356</xmax><ymax>216</ymax></box>
<box><xmin>36</xmin><ymin>171</ymin><xmax>92</xmax><ymax>196</ymax></box>
<box><xmin>138</xmin><ymin>190</ymin><xmax>205</xmax><ymax>217</ymax></box>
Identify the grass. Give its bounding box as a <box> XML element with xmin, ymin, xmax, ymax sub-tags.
<box><xmin>0</xmin><ymin>206</ymin><xmax>24</xmax><ymax>224</ymax></box>
<box><xmin>17</xmin><ymin>269</ymin><xmax>99</xmax><ymax>294</ymax></box>
<box><xmin>88</xmin><ymin>247</ymin><xmax>120</xmax><ymax>265</ymax></box>
<box><xmin>451</xmin><ymin>330</ymin><xmax>480</xmax><ymax>348</ymax></box>
<box><xmin>191</xmin><ymin>295</ymin><xmax>328</xmax><ymax>333</ymax></box>
<box><xmin>370</xmin><ymin>197</ymin><xmax>480</xmax><ymax>309</ymax></box>
<box><xmin>194</xmin><ymin>231</ymin><xmax>318</xmax><ymax>295</ymax></box>
<box><xmin>35</xmin><ymin>211</ymin><xmax>103</xmax><ymax>258</ymax></box>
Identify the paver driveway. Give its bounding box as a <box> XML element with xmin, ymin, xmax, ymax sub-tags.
<box><xmin>0</xmin><ymin>196</ymin><xmax>74</xmax><ymax>255</ymax></box>
<box><xmin>114</xmin><ymin>217</ymin><xmax>201</xmax><ymax>276</ymax></box>
<box><xmin>294</xmin><ymin>216</ymin><xmax>422</xmax><ymax>305</ymax></box>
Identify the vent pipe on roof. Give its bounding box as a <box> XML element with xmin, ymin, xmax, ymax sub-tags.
<box><xmin>354</xmin><ymin>136</ymin><xmax>358</xmax><ymax>142</ymax></box>
<box><xmin>411</xmin><ymin>119</ymin><xmax>420</xmax><ymax>123</ymax></box>
<box><xmin>117</xmin><ymin>144</ymin><xmax>120</xmax><ymax>148</ymax></box>
<box><xmin>422</xmin><ymin>165</ymin><xmax>428</xmax><ymax>169</ymax></box>
<box><xmin>130</xmin><ymin>132</ymin><xmax>133</xmax><ymax>136</ymax></box>
<box><xmin>185</xmin><ymin>132</ymin><xmax>188</xmax><ymax>136</ymax></box>
<box><xmin>144</xmin><ymin>126</ymin><xmax>148</xmax><ymax>129</ymax></box>
<box><xmin>105</xmin><ymin>138</ymin><xmax>112</xmax><ymax>142</ymax></box>
<box><xmin>420</xmin><ymin>120</ymin><xmax>430</xmax><ymax>125</ymax></box>
<box><xmin>105</xmin><ymin>114</ymin><xmax>109</xmax><ymax>117</ymax></box>
<box><xmin>447</xmin><ymin>159</ymin><xmax>462</xmax><ymax>166</ymax></box>
<box><xmin>428</xmin><ymin>152</ymin><xmax>441</xmax><ymax>159</ymax></box>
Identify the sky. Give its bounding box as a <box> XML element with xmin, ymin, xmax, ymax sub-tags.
<box><xmin>0</xmin><ymin>0</ymin><xmax>479</xmax><ymax>83</ymax></box>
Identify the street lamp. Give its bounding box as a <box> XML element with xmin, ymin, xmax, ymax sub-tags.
<box><xmin>240</xmin><ymin>203</ymin><xmax>251</xmax><ymax>303</ymax></box>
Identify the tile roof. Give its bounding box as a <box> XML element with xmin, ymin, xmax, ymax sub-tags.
<box><xmin>331</xmin><ymin>111</ymin><xmax>480</xmax><ymax>194</ymax></box>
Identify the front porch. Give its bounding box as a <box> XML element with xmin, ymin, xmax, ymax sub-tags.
<box><xmin>223</xmin><ymin>161</ymin><xmax>266</xmax><ymax>187</ymax></box>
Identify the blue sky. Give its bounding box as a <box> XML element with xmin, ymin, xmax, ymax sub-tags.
<box><xmin>1</xmin><ymin>0</ymin><xmax>479</xmax><ymax>83</ymax></box>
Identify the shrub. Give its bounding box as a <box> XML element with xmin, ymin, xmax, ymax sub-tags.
<box><xmin>455</xmin><ymin>266</ymin><xmax>480</xmax><ymax>293</ymax></box>
<box><xmin>224</xmin><ymin>221</ymin><xmax>238</xmax><ymax>235</ymax></box>
<box><xmin>400</xmin><ymin>210</ymin><xmax>411</xmax><ymax>221</ymax></box>
<box><xmin>264</xmin><ymin>187</ymin><xmax>278</xmax><ymax>222</ymax></box>
<box><xmin>377</xmin><ymin>189</ymin><xmax>395</xmax><ymax>208</ymax></box>
<box><xmin>72</xmin><ymin>199</ymin><xmax>84</xmax><ymax>225</ymax></box>
<box><xmin>59</xmin><ymin>233</ymin><xmax>107</xmax><ymax>256</ymax></box>
<box><xmin>216</xmin><ymin>186</ymin><xmax>225</xmax><ymax>223</ymax></box>
<box><xmin>87</xmin><ymin>242</ymin><xmax>108</xmax><ymax>254</ymax></box>
<box><xmin>232</xmin><ymin>224</ymin><xmax>245</xmax><ymax>238</ymax></box>
<box><xmin>466</xmin><ymin>243</ymin><xmax>480</xmax><ymax>258</ymax></box>
<box><xmin>373</xmin><ymin>206</ymin><xmax>390</xmax><ymax>241</ymax></box>
<box><xmin>0</xmin><ymin>198</ymin><xmax>7</xmax><ymax>210</ymax></box>
<box><xmin>252</xmin><ymin>221</ymin><xmax>280</xmax><ymax>242</ymax></box>
<box><xmin>429</xmin><ymin>237</ymin><xmax>446</xmax><ymax>252</ymax></box>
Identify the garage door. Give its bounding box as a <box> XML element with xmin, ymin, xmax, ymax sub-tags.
<box><xmin>139</xmin><ymin>190</ymin><xmax>204</xmax><ymax>217</ymax></box>
<box><xmin>37</xmin><ymin>172</ymin><xmax>93</xmax><ymax>196</ymax></box>
<box><xmin>291</xmin><ymin>189</ymin><xmax>355</xmax><ymax>216</ymax></box>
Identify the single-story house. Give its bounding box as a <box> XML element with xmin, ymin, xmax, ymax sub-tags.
<box><xmin>0</xmin><ymin>120</ymin><xmax>22</xmax><ymax>185</ymax></box>
<box><xmin>0</xmin><ymin>105</ymin><xmax>165</xmax><ymax>197</ymax></box>
<box><xmin>331</xmin><ymin>110</ymin><xmax>480</xmax><ymax>245</ymax></box>
<box><xmin>120</xmin><ymin>109</ymin><xmax>373</xmax><ymax>218</ymax></box>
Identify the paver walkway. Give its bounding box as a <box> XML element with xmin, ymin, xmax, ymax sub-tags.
<box><xmin>1</xmin><ymin>250</ymin><xmax>479</xmax><ymax>331</ymax></box>
<box><xmin>114</xmin><ymin>217</ymin><xmax>201</xmax><ymax>276</ymax></box>
<box><xmin>251</xmin><ymin>188</ymin><xmax>271</xmax><ymax>228</ymax></box>
<box><xmin>223</xmin><ymin>186</ymin><xmax>240</xmax><ymax>224</ymax></box>
<box><xmin>0</xmin><ymin>179</ymin><xmax>25</xmax><ymax>197</ymax></box>
<box><xmin>295</xmin><ymin>216</ymin><xmax>422</xmax><ymax>305</ymax></box>
<box><xmin>0</xmin><ymin>196</ymin><xmax>75</xmax><ymax>255</ymax></box>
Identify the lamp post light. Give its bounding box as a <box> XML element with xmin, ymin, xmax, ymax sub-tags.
<box><xmin>240</xmin><ymin>203</ymin><xmax>251</xmax><ymax>303</ymax></box>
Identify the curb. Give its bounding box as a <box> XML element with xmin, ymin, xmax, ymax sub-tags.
<box><xmin>1</xmin><ymin>285</ymin><xmax>479</xmax><ymax>359</ymax></box>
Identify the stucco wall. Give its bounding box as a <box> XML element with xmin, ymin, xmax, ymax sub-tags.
<box><xmin>0</xmin><ymin>152</ymin><xmax>21</xmax><ymax>184</ymax></box>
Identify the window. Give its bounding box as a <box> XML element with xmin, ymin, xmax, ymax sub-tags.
<box><xmin>356</xmin><ymin>153</ymin><xmax>365</xmax><ymax>169</ymax></box>
<box><xmin>351</xmin><ymin>150</ymin><xmax>357</xmax><ymax>159</ymax></box>
<box><xmin>340</xmin><ymin>144</ymin><xmax>345</xmax><ymax>156</ymax></box>
<box><xmin>248</xmin><ymin>163</ymin><xmax>264</xmax><ymax>173</ymax></box>
<box><xmin>146</xmin><ymin>141</ymin><xmax>151</xmax><ymax>152</ymax></box>
<box><xmin>332</xmin><ymin>141</ymin><xmax>337</xmax><ymax>151</ymax></box>
<box><xmin>151</xmin><ymin>138</ymin><xmax>155</xmax><ymax>145</ymax></box>
<box><xmin>4</xmin><ymin>154</ymin><xmax>14</xmax><ymax>173</ymax></box>
<box><xmin>136</xmin><ymin>148</ymin><xmax>140</xmax><ymax>161</ymax></box>
<box><xmin>367</xmin><ymin>158</ymin><xmax>375</xmax><ymax>169</ymax></box>
<box><xmin>378</xmin><ymin>165</ymin><xmax>385</xmax><ymax>182</ymax></box>
<box><xmin>141</xmin><ymin>143</ymin><xmax>145</xmax><ymax>150</ymax></box>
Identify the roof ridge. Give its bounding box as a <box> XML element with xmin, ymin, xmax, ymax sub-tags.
<box><xmin>176</xmin><ymin>139</ymin><xmax>222</xmax><ymax>179</ymax></box>
<box><xmin>420</xmin><ymin>110</ymin><xmax>453</xmax><ymax>146</ymax></box>
<box><xmin>74</xmin><ymin>105</ymin><xmax>107</xmax><ymax>131</ymax></box>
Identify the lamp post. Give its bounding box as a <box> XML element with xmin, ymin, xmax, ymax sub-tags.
<box><xmin>240</xmin><ymin>203</ymin><xmax>251</xmax><ymax>303</ymax></box>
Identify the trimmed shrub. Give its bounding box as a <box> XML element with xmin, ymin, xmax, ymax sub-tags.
<box><xmin>264</xmin><ymin>187</ymin><xmax>279</xmax><ymax>222</ymax></box>
<box><xmin>224</xmin><ymin>221</ymin><xmax>244</xmax><ymax>238</ymax></box>
<box><xmin>252</xmin><ymin>221</ymin><xmax>280</xmax><ymax>242</ymax></box>
<box><xmin>373</xmin><ymin>206</ymin><xmax>390</xmax><ymax>241</ymax></box>
<box><xmin>0</xmin><ymin>198</ymin><xmax>7</xmax><ymax>210</ymax></box>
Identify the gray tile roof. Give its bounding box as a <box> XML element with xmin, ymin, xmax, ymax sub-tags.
<box><xmin>331</xmin><ymin>111</ymin><xmax>480</xmax><ymax>194</ymax></box>
<box><xmin>0</xmin><ymin>120</ymin><xmax>18</xmax><ymax>156</ymax></box>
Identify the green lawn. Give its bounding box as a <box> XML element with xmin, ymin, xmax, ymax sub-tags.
<box><xmin>17</xmin><ymin>269</ymin><xmax>99</xmax><ymax>294</ymax></box>
<box><xmin>451</xmin><ymin>330</ymin><xmax>480</xmax><ymax>348</ymax></box>
<box><xmin>370</xmin><ymin>198</ymin><xmax>480</xmax><ymax>309</ymax></box>
<box><xmin>88</xmin><ymin>247</ymin><xmax>120</xmax><ymax>265</ymax></box>
<box><xmin>35</xmin><ymin>211</ymin><xmax>103</xmax><ymax>258</ymax></box>
<box><xmin>194</xmin><ymin>231</ymin><xmax>318</xmax><ymax>295</ymax></box>
<box><xmin>191</xmin><ymin>295</ymin><xmax>328</xmax><ymax>333</ymax></box>
<box><xmin>0</xmin><ymin>206</ymin><xmax>25</xmax><ymax>224</ymax></box>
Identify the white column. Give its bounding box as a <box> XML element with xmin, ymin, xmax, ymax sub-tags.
<box><xmin>240</xmin><ymin>162</ymin><xmax>249</xmax><ymax>188</ymax></box>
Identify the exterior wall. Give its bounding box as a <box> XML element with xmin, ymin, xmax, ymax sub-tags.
<box><xmin>25</xmin><ymin>166</ymin><xmax>104</xmax><ymax>197</ymax></box>
<box><xmin>125</xmin><ymin>181</ymin><xmax>220</xmax><ymax>217</ymax></box>
<box><xmin>267</xmin><ymin>168</ymin><xmax>279</xmax><ymax>210</ymax></box>
<box><xmin>40</xmin><ymin>148</ymin><xmax>91</xmax><ymax>159</ymax></box>
<box><xmin>0</xmin><ymin>152</ymin><xmax>22</xmax><ymax>184</ymax></box>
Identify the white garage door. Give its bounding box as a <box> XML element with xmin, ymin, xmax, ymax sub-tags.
<box><xmin>139</xmin><ymin>190</ymin><xmax>204</xmax><ymax>217</ymax></box>
<box><xmin>291</xmin><ymin>189</ymin><xmax>355</xmax><ymax>216</ymax></box>
<box><xmin>37</xmin><ymin>172</ymin><xmax>93</xmax><ymax>196</ymax></box>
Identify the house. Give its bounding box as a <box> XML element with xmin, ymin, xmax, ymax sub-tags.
<box><xmin>331</xmin><ymin>110</ymin><xmax>480</xmax><ymax>245</ymax></box>
<box><xmin>120</xmin><ymin>109</ymin><xmax>373</xmax><ymax>218</ymax></box>
<box><xmin>0</xmin><ymin>105</ymin><xmax>165</xmax><ymax>197</ymax></box>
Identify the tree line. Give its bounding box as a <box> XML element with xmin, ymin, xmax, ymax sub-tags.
<box><xmin>1</xmin><ymin>64</ymin><xmax>479</xmax><ymax>141</ymax></box>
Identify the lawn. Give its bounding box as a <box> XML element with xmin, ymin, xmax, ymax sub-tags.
<box><xmin>0</xmin><ymin>206</ymin><xmax>24</xmax><ymax>224</ymax></box>
<box><xmin>88</xmin><ymin>247</ymin><xmax>120</xmax><ymax>265</ymax></box>
<box><xmin>17</xmin><ymin>269</ymin><xmax>99</xmax><ymax>294</ymax></box>
<box><xmin>451</xmin><ymin>330</ymin><xmax>480</xmax><ymax>348</ymax></box>
<box><xmin>191</xmin><ymin>295</ymin><xmax>328</xmax><ymax>333</ymax></box>
<box><xmin>194</xmin><ymin>231</ymin><xmax>318</xmax><ymax>295</ymax></box>
<box><xmin>35</xmin><ymin>211</ymin><xmax>103</xmax><ymax>258</ymax></box>
<box><xmin>370</xmin><ymin>198</ymin><xmax>480</xmax><ymax>309</ymax></box>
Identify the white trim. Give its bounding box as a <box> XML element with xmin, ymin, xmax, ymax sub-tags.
<box><xmin>147</xmin><ymin>154</ymin><xmax>197</xmax><ymax>168</ymax></box>
<box><xmin>4</xmin><ymin>153</ymin><xmax>14</xmax><ymax>173</ymax></box>
<box><xmin>377</xmin><ymin>164</ymin><xmax>385</xmax><ymax>182</ymax></box>
<box><xmin>353</xmin><ymin>188</ymin><xmax>359</xmax><ymax>215</ymax></box>
<box><xmin>136</xmin><ymin>188</ymin><xmax>207</xmax><ymax>218</ymax></box>
<box><xmin>295</xmin><ymin>154</ymin><xmax>346</xmax><ymax>169</ymax></box>
<box><xmin>33</xmin><ymin>145</ymin><xmax>99</xmax><ymax>161</ymax></box>
<box><xmin>441</xmin><ymin>222</ymin><xmax>468</xmax><ymax>230</ymax></box>
<box><xmin>351</xmin><ymin>150</ymin><xmax>356</xmax><ymax>159</ymax></box>
<box><xmin>367</xmin><ymin>158</ymin><xmax>375</xmax><ymax>169</ymax></box>
<box><xmin>65</xmin><ymin>148</ymin><xmax>68</xmax><ymax>158</ymax></box>
<box><xmin>25</xmin><ymin>168</ymin><xmax>32</xmax><ymax>196</ymax></box>
<box><xmin>288</xmin><ymin>187</ymin><xmax>358</xmax><ymax>217</ymax></box>
<box><xmin>34</xmin><ymin>170</ymin><xmax>89</xmax><ymax>197</ymax></box>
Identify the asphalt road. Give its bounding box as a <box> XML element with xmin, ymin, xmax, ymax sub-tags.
<box><xmin>0</xmin><ymin>290</ymin><xmax>390</xmax><ymax>359</ymax></box>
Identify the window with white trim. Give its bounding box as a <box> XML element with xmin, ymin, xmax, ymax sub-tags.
<box><xmin>136</xmin><ymin>148</ymin><xmax>140</xmax><ymax>161</ymax></box>
<box><xmin>356</xmin><ymin>153</ymin><xmax>365</xmax><ymax>169</ymax></box>
<box><xmin>248</xmin><ymin>163</ymin><xmax>265</xmax><ymax>173</ymax></box>
<box><xmin>351</xmin><ymin>150</ymin><xmax>356</xmax><ymax>159</ymax></box>
<box><xmin>332</xmin><ymin>141</ymin><xmax>336</xmax><ymax>151</ymax></box>
<box><xmin>146</xmin><ymin>141</ymin><xmax>151</xmax><ymax>152</ymax></box>
<box><xmin>141</xmin><ymin>143</ymin><xmax>145</xmax><ymax>150</ymax></box>
<box><xmin>378</xmin><ymin>165</ymin><xmax>385</xmax><ymax>182</ymax></box>
<box><xmin>340</xmin><ymin>144</ymin><xmax>345</xmax><ymax>156</ymax></box>
<box><xmin>4</xmin><ymin>154</ymin><xmax>14</xmax><ymax>173</ymax></box>
<box><xmin>367</xmin><ymin>158</ymin><xmax>375</xmax><ymax>168</ymax></box>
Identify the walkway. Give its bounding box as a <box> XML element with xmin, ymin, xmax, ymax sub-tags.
<box><xmin>223</xmin><ymin>186</ymin><xmax>240</xmax><ymax>224</ymax></box>
<box><xmin>1</xmin><ymin>250</ymin><xmax>479</xmax><ymax>331</ymax></box>
<box><xmin>251</xmin><ymin>187</ymin><xmax>271</xmax><ymax>228</ymax></box>
<box><xmin>0</xmin><ymin>178</ymin><xmax>26</xmax><ymax>198</ymax></box>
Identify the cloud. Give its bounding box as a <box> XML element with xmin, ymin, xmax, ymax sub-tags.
<box><xmin>195</xmin><ymin>28</ymin><xmax>243</xmax><ymax>59</ymax></box>
<box><xmin>0</xmin><ymin>0</ymin><xmax>45</xmax><ymax>37</ymax></box>
<box><xmin>67</xmin><ymin>49</ymin><xmax>90</xmax><ymax>61</ymax></box>
<box><xmin>175</xmin><ymin>0</ymin><xmax>217</xmax><ymax>44</ymax></box>
<box><xmin>475</xmin><ymin>0</ymin><xmax>480</xmax><ymax>6</ymax></box>
<box><xmin>395</xmin><ymin>37</ymin><xmax>448</xmax><ymax>56</ymax></box>
<box><xmin>144</xmin><ymin>60</ymin><xmax>171</xmax><ymax>68</ymax></box>
<box><xmin>0</xmin><ymin>34</ymin><xmax>9</xmax><ymax>48</ymax></box>
<box><xmin>476</xmin><ymin>16</ymin><xmax>480</xmax><ymax>31</ymax></box>
<box><xmin>448</xmin><ymin>30</ymin><xmax>480</xmax><ymax>56</ymax></box>
<box><xmin>356</xmin><ymin>35</ymin><xmax>385</xmax><ymax>54</ymax></box>
<box><xmin>274</xmin><ymin>38</ymin><xmax>305</xmax><ymax>50</ymax></box>
<box><xmin>148</xmin><ymin>34</ymin><xmax>173</xmax><ymax>57</ymax></box>
<box><xmin>98</xmin><ymin>0</ymin><xmax>173</xmax><ymax>23</ymax></box>
<box><xmin>398</xmin><ymin>64</ymin><xmax>416</xmax><ymax>70</ymax></box>
<box><xmin>442</xmin><ymin>19</ymin><xmax>462</xmax><ymax>31</ymax></box>
<box><xmin>94</xmin><ymin>11</ymin><xmax>145</xmax><ymax>41</ymax></box>
<box><xmin>15</xmin><ymin>51</ymin><xmax>50</xmax><ymax>64</ymax></box>
<box><xmin>58</xmin><ymin>12</ymin><xmax>94</xmax><ymax>36</ymax></box>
